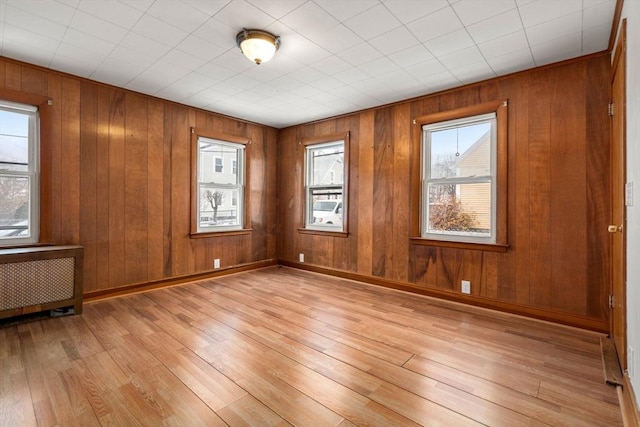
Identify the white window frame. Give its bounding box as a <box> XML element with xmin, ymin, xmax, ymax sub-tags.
<box><xmin>196</xmin><ymin>137</ymin><xmax>245</xmax><ymax>233</ymax></box>
<box><xmin>0</xmin><ymin>100</ymin><xmax>39</xmax><ymax>245</ymax></box>
<box><xmin>422</xmin><ymin>112</ymin><xmax>497</xmax><ymax>244</ymax></box>
<box><xmin>305</xmin><ymin>140</ymin><xmax>346</xmax><ymax>232</ymax></box>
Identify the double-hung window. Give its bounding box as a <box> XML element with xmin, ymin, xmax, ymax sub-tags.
<box><xmin>305</xmin><ymin>139</ymin><xmax>347</xmax><ymax>232</ymax></box>
<box><xmin>196</xmin><ymin>136</ymin><xmax>245</xmax><ymax>232</ymax></box>
<box><xmin>0</xmin><ymin>101</ymin><xmax>39</xmax><ymax>245</ymax></box>
<box><xmin>412</xmin><ymin>100</ymin><xmax>508</xmax><ymax>250</ymax></box>
<box><xmin>423</xmin><ymin>113</ymin><xmax>496</xmax><ymax>243</ymax></box>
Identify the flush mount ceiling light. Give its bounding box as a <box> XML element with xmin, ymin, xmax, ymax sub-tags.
<box><xmin>235</xmin><ymin>29</ymin><xmax>280</xmax><ymax>65</ymax></box>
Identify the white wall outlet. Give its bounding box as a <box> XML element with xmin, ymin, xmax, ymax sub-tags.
<box><xmin>461</xmin><ymin>280</ymin><xmax>471</xmax><ymax>294</ymax></box>
<box><xmin>629</xmin><ymin>346</ymin><xmax>635</xmax><ymax>378</ymax></box>
<box><xmin>214</xmin><ymin>258</ymin><xmax>220</xmax><ymax>269</ymax></box>
<box><xmin>299</xmin><ymin>253</ymin><xmax>304</xmax><ymax>263</ymax></box>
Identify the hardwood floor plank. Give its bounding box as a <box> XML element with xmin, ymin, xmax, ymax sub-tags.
<box><xmin>0</xmin><ymin>267</ymin><xmax>623</xmax><ymax>426</ymax></box>
<box><xmin>217</xmin><ymin>394</ymin><xmax>293</xmax><ymax>427</ymax></box>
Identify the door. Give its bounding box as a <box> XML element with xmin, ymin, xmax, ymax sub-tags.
<box><xmin>610</xmin><ymin>19</ymin><xmax>626</xmax><ymax>369</ymax></box>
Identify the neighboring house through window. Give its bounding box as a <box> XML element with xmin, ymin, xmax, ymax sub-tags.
<box><xmin>0</xmin><ymin>100</ymin><xmax>39</xmax><ymax>245</ymax></box>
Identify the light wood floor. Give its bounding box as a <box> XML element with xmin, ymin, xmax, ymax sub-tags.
<box><xmin>0</xmin><ymin>267</ymin><xmax>623</xmax><ymax>426</ymax></box>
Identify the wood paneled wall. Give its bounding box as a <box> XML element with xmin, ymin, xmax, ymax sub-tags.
<box><xmin>277</xmin><ymin>53</ymin><xmax>612</xmax><ymax>328</ymax></box>
<box><xmin>0</xmin><ymin>57</ymin><xmax>277</xmax><ymax>294</ymax></box>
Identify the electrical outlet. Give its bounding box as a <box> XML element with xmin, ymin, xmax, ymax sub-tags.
<box><xmin>461</xmin><ymin>280</ymin><xmax>471</xmax><ymax>294</ymax></box>
<box><xmin>629</xmin><ymin>346</ymin><xmax>635</xmax><ymax>378</ymax></box>
<box><xmin>214</xmin><ymin>258</ymin><xmax>220</xmax><ymax>269</ymax></box>
<box><xmin>299</xmin><ymin>253</ymin><xmax>304</xmax><ymax>263</ymax></box>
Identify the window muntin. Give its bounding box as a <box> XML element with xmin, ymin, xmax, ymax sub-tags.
<box><xmin>422</xmin><ymin>112</ymin><xmax>496</xmax><ymax>244</ymax></box>
<box><xmin>197</xmin><ymin>137</ymin><xmax>244</xmax><ymax>232</ymax></box>
<box><xmin>305</xmin><ymin>141</ymin><xmax>345</xmax><ymax>231</ymax></box>
<box><xmin>0</xmin><ymin>101</ymin><xmax>39</xmax><ymax>245</ymax></box>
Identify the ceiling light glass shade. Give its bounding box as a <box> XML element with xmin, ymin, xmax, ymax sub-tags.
<box><xmin>236</xmin><ymin>29</ymin><xmax>280</xmax><ymax>65</ymax></box>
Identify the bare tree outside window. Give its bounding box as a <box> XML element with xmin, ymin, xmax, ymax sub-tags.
<box><xmin>204</xmin><ymin>190</ymin><xmax>224</xmax><ymax>223</ymax></box>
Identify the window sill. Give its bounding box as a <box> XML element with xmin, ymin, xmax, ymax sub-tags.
<box><xmin>298</xmin><ymin>228</ymin><xmax>349</xmax><ymax>238</ymax></box>
<box><xmin>409</xmin><ymin>237</ymin><xmax>508</xmax><ymax>253</ymax></box>
<box><xmin>190</xmin><ymin>228</ymin><xmax>253</xmax><ymax>239</ymax></box>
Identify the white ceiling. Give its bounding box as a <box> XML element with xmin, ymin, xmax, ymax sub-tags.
<box><xmin>0</xmin><ymin>0</ymin><xmax>616</xmax><ymax>128</ymax></box>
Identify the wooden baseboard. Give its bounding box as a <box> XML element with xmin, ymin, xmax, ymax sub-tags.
<box><xmin>84</xmin><ymin>259</ymin><xmax>278</xmax><ymax>302</ymax></box>
<box><xmin>620</xmin><ymin>374</ymin><xmax>640</xmax><ymax>427</ymax></box>
<box><xmin>279</xmin><ymin>260</ymin><xmax>609</xmax><ymax>333</ymax></box>
<box><xmin>601</xmin><ymin>337</ymin><xmax>625</xmax><ymax>386</ymax></box>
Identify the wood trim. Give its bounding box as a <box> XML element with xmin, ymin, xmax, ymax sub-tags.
<box><xmin>620</xmin><ymin>373</ymin><xmax>640</xmax><ymax>427</ymax></box>
<box><xmin>83</xmin><ymin>258</ymin><xmax>278</xmax><ymax>302</ymax></box>
<box><xmin>412</xmin><ymin>99</ymin><xmax>505</xmax><ymax>126</ymax></box>
<box><xmin>297</xmin><ymin>228</ymin><xmax>349</xmax><ymax>238</ymax></box>
<box><xmin>300</xmin><ymin>131</ymin><xmax>349</xmax><ymax>147</ymax></box>
<box><xmin>612</xmin><ymin>19</ymin><xmax>626</xmax><ymax>76</ymax></box>
<box><xmin>410</xmin><ymin>99</ymin><xmax>508</xmax><ymax>246</ymax></box>
<box><xmin>190</xmin><ymin>228</ymin><xmax>253</xmax><ymax>239</ymax></box>
<box><xmin>0</xmin><ymin>88</ymin><xmax>51</xmax><ymax>106</ymax></box>
<box><xmin>409</xmin><ymin>237</ymin><xmax>508</xmax><ymax>253</ymax></box>
<box><xmin>299</xmin><ymin>131</ymin><xmax>350</xmax><ymax>234</ymax></box>
<box><xmin>279</xmin><ymin>260</ymin><xmax>610</xmax><ymax>333</ymax></box>
<box><xmin>608</xmin><ymin>0</ymin><xmax>625</xmax><ymax>53</ymax></box>
<box><xmin>190</xmin><ymin>127</ymin><xmax>252</xmax><ymax>236</ymax></box>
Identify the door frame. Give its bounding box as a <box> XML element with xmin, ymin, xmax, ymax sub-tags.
<box><xmin>610</xmin><ymin>18</ymin><xmax>627</xmax><ymax>369</ymax></box>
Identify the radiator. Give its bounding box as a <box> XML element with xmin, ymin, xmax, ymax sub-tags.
<box><xmin>0</xmin><ymin>245</ymin><xmax>83</xmax><ymax>319</ymax></box>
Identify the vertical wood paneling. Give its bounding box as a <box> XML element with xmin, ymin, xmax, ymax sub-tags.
<box><xmin>549</xmin><ymin>64</ymin><xmax>588</xmax><ymax>315</ymax></box>
<box><xmin>392</xmin><ymin>104</ymin><xmax>411</xmax><ymax>282</ymax></box>
<box><xmin>95</xmin><ymin>87</ymin><xmax>111</xmax><ymax>289</ymax></box>
<box><xmin>60</xmin><ymin>78</ymin><xmax>81</xmax><ymax>245</ymax></box>
<box><xmin>1</xmin><ymin>57</ymin><xmax>276</xmax><ymax>294</ymax></box>
<box><xmin>586</xmin><ymin>58</ymin><xmax>611</xmax><ymax>320</ymax></box>
<box><xmin>79</xmin><ymin>82</ymin><xmax>98</xmax><ymax>291</ymax></box>
<box><xmin>4</xmin><ymin>62</ymin><xmax>21</xmax><ymax>91</ymax></box>
<box><xmin>527</xmin><ymin>71</ymin><xmax>552</xmax><ymax>309</ymax></box>
<box><xmin>514</xmin><ymin>75</ymin><xmax>532</xmax><ymax>305</ymax></box>
<box><xmin>169</xmin><ymin>105</ymin><xmax>192</xmax><ymax>276</ymax></box>
<box><xmin>357</xmin><ymin>112</ymin><xmax>374</xmax><ymax>276</ymax></box>
<box><xmin>276</xmin><ymin>54</ymin><xmax>611</xmax><ymax>326</ymax></box>
<box><xmin>346</xmin><ymin>116</ymin><xmax>360</xmax><ymax>272</ymax></box>
<box><xmin>147</xmin><ymin>99</ymin><xmax>165</xmax><ymax>281</ymax></box>
<box><xmin>0</xmin><ymin>53</ymin><xmax>610</xmax><ymax>326</ymax></box>
<box><xmin>0</xmin><ymin>61</ymin><xmax>5</xmax><ymax>87</ymax></box>
<box><xmin>21</xmin><ymin>68</ymin><xmax>47</xmax><ymax>96</ymax></box>
<box><xmin>124</xmin><ymin>93</ymin><xmax>149</xmax><ymax>284</ymax></box>
<box><xmin>108</xmin><ymin>89</ymin><xmax>126</xmax><ymax>288</ymax></box>
<box><xmin>372</xmin><ymin>109</ymin><xmax>393</xmax><ymax>278</ymax></box>
<box><xmin>47</xmin><ymin>74</ymin><xmax>62</xmax><ymax>244</ymax></box>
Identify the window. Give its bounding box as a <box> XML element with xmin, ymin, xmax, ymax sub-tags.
<box><xmin>0</xmin><ymin>101</ymin><xmax>39</xmax><ymax>245</ymax></box>
<box><xmin>423</xmin><ymin>113</ymin><xmax>495</xmax><ymax>243</ymax></box>
<box><xmin>304</xmin><ymin>134</ymin><xmax>349</xmax><ymax>233</ymax></box>
<box><xmin>232</xmin><ymin>160</ymin><xmax>237</xmax><ymax>175</ymax></box>
<box><xmin>411</xmin><ymin>100</ymin><xmax>507</xmax><ymax>250</ymax></box>
<box><xmin>196</xmin><ymin>136</ymin><xmax>245</xmax><ymax>232</ymax></box>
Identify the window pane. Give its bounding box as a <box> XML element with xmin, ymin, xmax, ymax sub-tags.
<box><xmin>427</xmin><ymin>182</ymin><xmax>491</xmax><ymax>236</ymax></box>
<box><xmin>430</xmin><ymin>122</ymin><xmax>491</xmax><ymax>179</ymax></box>
<box><xmin>309</xmin><ymin>143</ymin><xmax>343</xmax><ymax>185</ymax></box>
<box><xmin>0</xmin><ymin>110</ymin><xmax>30</xmax><ymax>172</ymax></box>
<box><xmin>0</xmin><ymin>176</ymin><xmax>30</xmax><ymax>238</ymax></box>
<box><xmin>309</xmin><ymin>188</ymin><xmax>342</xmax><ymax>227</ymax></box>
<box><xmin>199</xmin><ymin>140</ymin><xmax>239</xmax><ymax>184</ymax></box>
<box><xmin>199</xmin><ymin>186</ymin><xmax>240</xmax><ymax>229</ymax></box>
